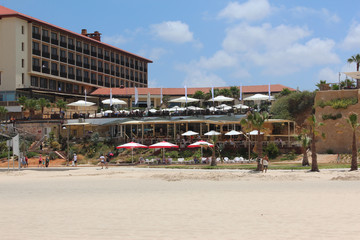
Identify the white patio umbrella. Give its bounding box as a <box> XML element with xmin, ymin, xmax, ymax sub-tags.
<box><xmin>233</xmin><ymin>103</ymin><xmax>249</xmax><ymax>109</ymax></box>
<box><xmin>68</xmin><ymin>100</ymin><xmax>95</xmax><ymax>107</ymax></box>
<box><xmin>208</xmin><ymin>106</ymin><xmax>217</xmax><ymax>111</ymax></box>
<box><xmin>247</xmin><ymin>130</ymin><xmax>264</xmax><ymax>135</ymax></box>
<box><xmin>116</xmin><ymin>142</ymin><xmax>148</xmax><ymax>163</ymax></box>
<box><xmin>216</xmin><ymin>104</ymin><xmax>232</xmax><ymax>111</ymax></box>
<box><xmin>204</xmin><ymin>130</ymin><xmax>221</xmax><ymax>136</ymax></box>
<box><xmin>168</xmin><ymin>106</ymin><xmax>186</xmax><ymax>112</ymax></box>
<box><xmin>210</xmin><ymin>95</ymin><xmax>234</xmax><ymax>102</ymax></box>
<box><xmin>225</xmin><ymin>130</ymin><xmax>243</xmax><ymax>136</ymax></box>
<box><xmin>244</xmin><ymin>94</ymin><xmax>274</xmax><ymax>101</ymax></box>
<box><xmin>149</xmin><ymin>108</ymin><xmax>158</xmax><ymax>113</ymax></box>
<box><xmin>169</xmin><ymin>96</ymin><xmax>200</xmax><ymax>103</ymax></box>
<box><xmin>149</xmin><ymin>141</ymin><xmax>179</xmax><ymax>161</ymax></box>
<box><xmin>102</xmin><ymin>98</ymin><xmax>127</xmax><ymax>105</ymax></box>
<box><xmin>181</xmin><ymin>130</ymin><xmax>199</xmax><ymax>136</ymax></box>
<box><xmin>104</xmin><ymin>110</ymin><xmax>113</xmax><ymax>114</ymax></box>
<box><xmin>187</xmin><ymin>106</ymin><xmax>204</xmax><ymax>111</ymax></box>
<box><xmin>188</xmin><ymin>140</ymin><xmax>214</xmax><ymax>159</ymax></box>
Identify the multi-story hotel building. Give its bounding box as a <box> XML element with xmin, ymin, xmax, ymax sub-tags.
<box><xmin>0</xmin><ymin>5</ymin><xmax>152</xmax><ymax>104</ymax></box>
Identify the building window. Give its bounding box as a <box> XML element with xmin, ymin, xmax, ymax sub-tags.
<box><xmin>31</xmin><ymin>76</ymin><xmax>38</xmax><ymax>87</ymax></box>
<box><xmin>21</xmin><ymin>42</ymin><xmax>24</xmax><ymax>51</ymax></box>
<box><xmin>21</xmin><ymin>26</ymin><xmax>24</xmax><ymax>34</ymax></box>
<box><xmin>32</xmin><ymin>58</ymin><xmax>40</xmax><ymax>72</ymax></box>
<box><xmin>40</xmin><ymin>78</ymin><xmax>48</xmax><ymax>89</ymax></box>
<box><xmin>32</xmin><ymin>41</ymin><xmax>40</xmax><ymax>55</ymax></box>
<box><xmin>21</xmin><ymin>59</ymin><xmax>24</xmax><ymax>68</ymax></box>
<box><xmin>0</xmin><ymin>72</ymin><xmax>1</xmax><ymax>85</ymax></box>
<box><xmin>74</xmin><ymin>84</ymin><xmax>79</xmax><ymax>93</ymax></box>
<box><xmin>49</xmin><ymin>79</ymin><xmax>56</xmax><ymax>90</ymax></box>
<box><xmin>58</xmin><ymin>81</ymin><xmax>64</xmax><ymax>92</ymax></box>
<box><xmin>22</xmin><ymin>73</ymin><xmax>24</xmax><ymax>84</ymax></box>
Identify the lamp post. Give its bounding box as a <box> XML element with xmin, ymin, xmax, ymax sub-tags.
<box><xmin>62</xmin><ymin>126</ymin><xmax>70</xmax><ymax>166</ymax></box>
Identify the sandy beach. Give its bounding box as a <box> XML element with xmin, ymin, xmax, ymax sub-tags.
<box><xmin>1</xmin><ymin>167</ymin><xmax>360</xmax><ymax>240</ymax></box>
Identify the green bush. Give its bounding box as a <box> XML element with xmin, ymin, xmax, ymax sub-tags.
<box><xmin>49</xmin><ymin>152</ymin><xmax>58</xmax><ymax>160</ymax></box>
<box><xmin>326</xmin><ymin>149</ymin><xmax>334</xmax><ymax>154</ymax></box>
<box><xmin>264</xmin><ymin>142</ymin><xmax>280</xmax><ymax>159</ymax></box>
<box><xmin>166</xmin><ymin>150</ymin><xmax>179</xmax><ymax>158</ymax></box>
<box><xmin>322</xmin><ymin>113</ymin><xmax>342</xmax><ymax>120</ymax></box>
<box><xmin>318</xmin><ymin>97</ymin><xmax>357</xmax><ymax>109</ymax></box>
<box><xmin>26</xmin><ymin>151</ymin><xmax>38</xmax><ymax>158</ymax></box>
<box><xmin>50</xmin><ymin>141</ymin><xmax>61</xmax><ymax>150</ymax></box>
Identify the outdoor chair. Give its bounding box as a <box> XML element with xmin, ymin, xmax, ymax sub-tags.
<box><xmin>201</xmin><ymin>157</ymin><xmax>207</xmax><ymax>164</ymax></box>
<box><xmin>216</xmin><ymin>157</ymin><xmax>221</xmax><ymax>163</ymax></box>
<box><xmin>177</xmin><ymin>158</ymin><xmax>184</xmax><ymax>164</ymax></box>
<box><xmin>224</xmin><ymin>157</ymin><xmax>229</xmax><ymax>163</ymax></box>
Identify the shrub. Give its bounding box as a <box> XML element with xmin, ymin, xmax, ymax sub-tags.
<box><xmin>322</xmin><ymin>113</ymin><xmax>342</xmax><ymax>120</ymax></box>
<box><xmin>326</xmin><ymin>149</ymin><xmax>334</xmax><ymax>154</ymax></box>
<box><xmin>50</xmin><ymin>141</ymin><xmax>61</xmax><ymax>150</ymax></box>
<box><xmin>264</xmin><ymin>142</ymin><xmax>280</xmax><ymax>159</ymax></box>
<box><xmin>26</xmin><ymin>151</ymin><xmax>38</xmax><ymax>158</ymax></box>
<box><xmin>318</xmin><ymin>98</ymin><xmax>357</xmax><ymax>109</ymax></box>
<box><xmin>49</xmin><ymin>152</ymin><xmax>58</xmax><ymax>160</ymax></box>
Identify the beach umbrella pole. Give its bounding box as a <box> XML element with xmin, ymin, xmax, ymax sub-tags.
<box><xmin>132</xmin><ymin>148</ymin><xmax>134</xmax><ymax>163</ymax></box>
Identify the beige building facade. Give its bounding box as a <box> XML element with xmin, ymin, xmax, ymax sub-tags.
<box><xmin>0</xmin><ymin>5</ymin><xmax>152</xmax><ymax>107</ymax></box>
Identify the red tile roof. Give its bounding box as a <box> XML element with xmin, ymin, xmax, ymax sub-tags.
<box><xmin>91</xmin><ymin>84</ymin><xmax>295</xmax><ymax>96</ymax></box>
<box><xmin>0</xmin><ymin>5</ymin><xmax>152</xmax><ymax>63</ymax></box>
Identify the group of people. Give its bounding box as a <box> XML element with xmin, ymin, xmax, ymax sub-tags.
<box><xmin>38</xmin><ymin>154</ymin><xmax>50</xmax><ymax>168</ymax></box>
<box><xmin>99</xmin><ymin>152</ymin><xmax>113</xmax><ymax>169</ymax></box>
<box><xmin>20</xmin><ymin>155</ymin><xmax>29</xmax><ymax>168</ymax></box>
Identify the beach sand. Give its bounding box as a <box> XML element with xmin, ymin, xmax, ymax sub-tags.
<box><xmin>1</xmin><ymin>167</ymin><xmax>360</xmax><ymax>240</ymax></box>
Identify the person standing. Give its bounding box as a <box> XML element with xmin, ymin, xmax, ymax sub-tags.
<box><xmin>25</xmin><ymin>155</ymin><xmax>28</xmax><ymax>168</ymax></box>
<box><xmin>45</xmin><ymin>155</ymin><xmax>50</xmax><ymax>168</ymax></box>
<box><xmin>99</xmin><ymin>154</ymin><xmax>105</xmax><ymax>169</ymax></box>
<box><xmin>261</xmin><ymin>155</ymin><xmax>269</xmax><ymax>173</ymax></box>
<box><xmin>38</xmin><ymin>155</ymin><xmax>43</xmax><ymax>168</ymax></box>
<box><xmin>73</xmin><ymin>153</ymin><xmax>77</xmax><ymax>167</ymax></box>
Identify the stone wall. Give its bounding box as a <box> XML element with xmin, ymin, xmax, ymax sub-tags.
<box><xmin>315</xmin><ymin>89</ymin><xmax>360</xmax><ymax>153</ymax></box>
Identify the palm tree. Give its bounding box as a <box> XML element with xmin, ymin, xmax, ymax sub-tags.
<box><xmin>24</xmin><ymin>99</ymin><xmax>40</xmax><ymax>118</ymax></box>
<box><xmin>297</xmin><ymin>131</ymin><xmax>311</xmax><ymax>166</ymax></box>
<box><xmin>306</xmin><ymin>115</ymin><xmax>324</xmax><ymax>172</ymax></box>
<box><xmin>38</xmin><ymin>98</ymin><xmax>51</xmax><ymax>116</ymax></box>
<box><xmin>0</xmin><ymin>106</ymin><xmax>8</xmax><ymax>121</ymax></box>
<box><xmin>230</xmin><ymin>86</ymin><xmax>240</xmax><ymax>99</ymax></box>
<box><xmin>241</xmin><ymin>111</ymin><xmax>269</xmax><ymax>171</ymax></box>
<box><xmin>192</xmin><ymin>91</ymin><xmax>205</xmax><ymax>100</ymax></box>
<box><xmin>346</xmin><ymin>113</ymin><xmax>360</xmax><ymax>171</ymax></box>
<box><xmin>219</xmin><ymin>88</ymin><xmax>231</xmax><ymax>97</ymax></box>
<box><xmin>18</xmin><ymin>96</ymin><xmax>27</xmax><ymax>106</ymax></box>
<box><xmin>56</xmin><ymin>100</ymin><xmax>67</xmax><ymax>118</ymax></box>
<box><xmin>210</xmin><ymin>135</ymin><xmax>218</xmax><ymax>166</ymax></box>
<box><xmin>347</xmin><ymin>54</ymin><xmax>360</xmax><ymax>71</ymax></box>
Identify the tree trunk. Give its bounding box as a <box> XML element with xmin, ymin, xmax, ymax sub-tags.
<box><xmin>302</xmin><ymin>148</ymin><xmax>309</xmax><ymax>166</ymax></box>
<box><xmin>210</xmin><ymin>147</ymin><xmax>217</xmax><ymax>166</ymax></box>
<box><xmin>351</xmin><ymin>130</ymin><xmax>358</xmax><ymax>171</ymax></box>
<box><xmin>256</xmin><ymin>132</ymin><xmax>263</xmax><ymax>171</ymax></box>
<box><xmin>357</xmin><ymin>62</ymin><xmax>359</xmax><ymax>72</ymax></box>
<box><xmin>311</xmin><ymin>131</ymin><xmax>319</xmax><ymax>172</ymax></box>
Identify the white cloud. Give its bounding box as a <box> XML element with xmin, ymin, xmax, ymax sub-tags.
<box><xmin>148</xmin><ymin>48</ymin><xmax>168</xmax><ymax>61</ymax></box>
<box><xmin>197</xmin><ymin>51</ymin><xmax>237</xmax><ymax>69</ymax></box>
<box><xmin>102</xmin><ymin>35</ymin><xmax>128</xmax><ymax>46</ymax></box>
<box><xmin>220</xmin><ymin>23</ymin><xmax>339</xmax><ymax>75</ymax></box>
<box><xmin>317</xmin><ymin>67</ymin><xmax>339</xmax><ymax>83</ymax></box>
<box><xmin>218</xmin><ymin>0</ymin><xmax>271</xmax><ymax>22</ymax></box>
<box><xmin>291</xmin><ymin>7</ymin><xmax>340</xmax><ymax>23</ymax></box>
<box><xmin>342</xmin><ymin>22</ymin><xmax>360</xmax><ymax>50</ymax></box>
<box><xmin>222</xmin><ymin>23</ymin><xmax>311</xmax><ymax>52</ymax></box>
<box><xmin>150</xmin><ymin>21</ymin><xmax>194</xmax><ymax>43</ymax></box>
<box><xmin>183</xmin><ymin>69</ymin><xmax>227</xmax><ymax>87</ymax></box>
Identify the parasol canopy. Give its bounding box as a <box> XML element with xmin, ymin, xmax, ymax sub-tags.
<box><xmin>204</xmin><ymin>130</ymin><xmax>221</xmax><ymax>136</ymax></box>
<box><xmin>116</xmin><ymin>142</ymin><xmax>148</xmax><ymax>163</ymax></box>
<box><xmin>169</xmin><ymin>96</ymin><xmax>200</xmax><ymax>103</ymax></box>
<box><xmin>225</xmin><ymin>130</ymin><xmax>243</xmax><ymax>136</ymax></box>
<box><xmin>102</xmin><ymin>98</ymin><xmax>127</xmax><ymax>105</ymax></box>
<box><xmin>181</xmin><ymin>130</ymin><xmax>199</xmax><ymax>136</ymax></box>
<box><xmin>68</xmin><ymin>100</ymin><xmax>96</xmax><ymax>107</ymax></box>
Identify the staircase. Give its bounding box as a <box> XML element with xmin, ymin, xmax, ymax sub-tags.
<box><xmin>54</xmin><ymin>151</ymin><xmax>67</xmax><ymax>160</ymax></box>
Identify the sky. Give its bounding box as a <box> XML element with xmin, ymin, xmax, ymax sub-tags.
<box><xmin>2</xmin><ymin>0</ymin><xmax>360</xmax><ymax>91</ymax></box>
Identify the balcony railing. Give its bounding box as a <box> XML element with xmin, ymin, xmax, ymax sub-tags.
<box><xmin>51</xmin><ymin>70</ymin><xmax>59</xmax><ymax>76</ymax></box>
<box><xmin>33</xmin><ymin>65</ymin><xmax>41</xmax><ymax>72</ymax></box>
<box><xmin>116</xmin><ymin>59</ymin><xmax>120</xmax><ymax>64</ymax></box>
<box><xmin>51</xmin><ymin>39</ymin><xmax>58</xmax><ymax>45</ymax></box>
<box><xmin>68</xmin><ymin>59</ymin><xmax>75</xmax><ymax>65</ymax></box>
<box><xmin>98</xmin><ymin>67</ymin><xmax>103</xmax><ymax>72</ymax></box>
<box><xmin>60</xmin><ymin>57</ymin><xmax>67</xmax><ymax>63</ymax></box>
<box><xmin>32</xmin><ymin>49</ymin><xmax>41</xmax><ymax>56</ymax></box>
<box><xmin>51</xmin><ymin>54</ymin><xmax>59</xmax><ymax>60</ymax></box>
<box><xmin>91</xmin><ymin>51</ymin><xmax>97</xmax><ymax>57</ymax></box>
<box><xmin>83</xmin><ymin>49</ymin><xmax>90</xmax><ymax>55</ymax></box>
<box><xmin>42</xmin><ymin>52</ymin><xmax>50</xmax><ymax>58</ymax></box>
<box><xmin>111</xmin><ymin>71</ymin><xmax>115</xmax><ymax>75</ymax></box>
<box><xmin>116</xmin><ymin>72</ymin><xmax>120</xmax><ymax>77</ymax></box>
<box><xmin>91</xmin><ymin>79</ymin><xmax>97</xmax><ymax>85</ymax></box>
<box><xmin>84</xmin><ymin>77</ymin><xmax>90</xmax><ymax>83</ymax></box>
<box><xmin>83</xmin><ymin>63</ymin><xmax>90</xmax><ymax>69</ymax></box>
<box><xmin>68</xmin><ymin>74</ymin><xmax>75</xmax><ymax>79</ymax></box>
<box><xmin>32</xmin><ymin>33</ymin><xmax>41</xmax><ymax>40</ymax></box>
<box><xmin>91</xmin><ymin>66</ymin><xmax>97</xmax><ymax>71</ymax></box>
<box><xmin>98</xmin><ymin>81</ymin><xmax>103</xmax><ymax>86</ymax></box>
<box><xmin>98</xmin><ymin>54</ymin><xmax>103</xmax><ymax>59</ymax></box>
<box><xmin>42</xmin><ymin>68</ymin><xmax>50</xmax><ymax>74</ymax></box>
<box><xmin>68</xmin><ymin>44</ymin><xmax>75</xmax><ymax>50</ymax></box>
<box><xmin>76</xmin><ymin>76</ymin><xmax>82</xmax><ymax>81</ymax></box>
<box><xmin>111</xmin><ymin>57</ymin><xmax>115</xmax><ymax>62</ymax></box>
<box><xmin>104</xmin><ymin>56</ymin><xmax>110</xmax><ymax>61</ymax></box>
<box><xmin>60</xmin><ymin>72</ymin><xmax>67</xmax><ymax>78</ymax></box>
<box><xmin>42</xmin><ymin>36</ymin><xmax>50</xmax><ymax>42</ymax></box>
<box><xmin>105</xmin><ymin>69</ymin><xmax>110</xmax><ymax>74</ymax></box>
<box><xmin>76</xmin><ymin>47</ymin><xmax>82</xmax><ymax>52</ymax></box>
<box><xmin>60</xmin><ymin>41</ymin><xmax>67</xmax><ymax>48</ymax></box>
<box><xmin>76</xmin><ymin>61</ymin><xmax>82</xmax><ymax>67</ymax></box>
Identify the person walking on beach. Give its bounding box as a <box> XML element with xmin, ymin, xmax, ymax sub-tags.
<box><xmin>73</xmin><ymin>153</ymin><xmax>77</xmax><ymax>167</ymax></box>
<box><xmin>261</xmin><ymin>155</ymin><xmax>269</xmax><ymax>173</ymax></box>
<box><xmin>45</xmin><ymin>155</ymin><xmax>50</xmax><ymax>168</ymax></box>
<box><xmin>25</xmin><ymin>155</ymin><xmax>28</xmax><ymax>168</ymax></box>
<box><xmin>99</xmin><ymin>154</ymin><xmax>105</xmax><ymax>169</ymax></box>
<box><xmin>38</xmin><ymin>154</ymin><xmax>43</xmax><ymax>168</ymax></box>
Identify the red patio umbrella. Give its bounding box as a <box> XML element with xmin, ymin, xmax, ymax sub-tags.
<box><xmin>116</xmin><ymin>142</ymin><xmax>148</xmax><ymax>163</ymax></box>
<box><xmin>188</xmin><ymin>140</ymin><xmax>214</xmax><ymax>159</ymax></box>
<box><xmin>149</xmin><ymin>141</ymin><xmax>179</xmax><ymax>161</ymax></box>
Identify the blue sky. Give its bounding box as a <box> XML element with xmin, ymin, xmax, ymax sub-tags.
<box><xmin>3</xmin><ymin>0</ymin><xmax>360</xmax><ymax>90</ymax></box>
